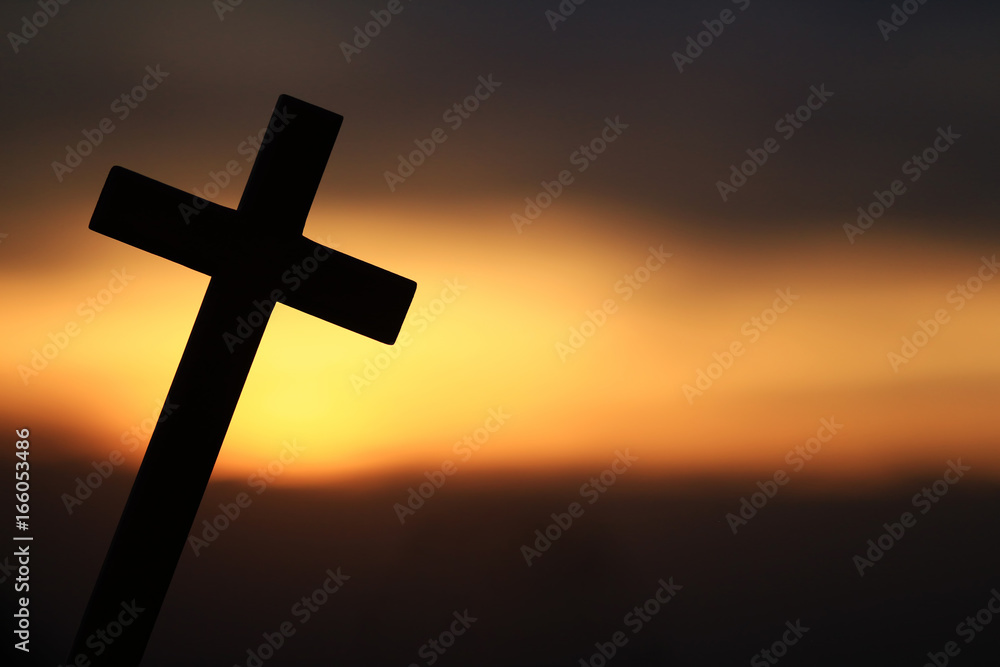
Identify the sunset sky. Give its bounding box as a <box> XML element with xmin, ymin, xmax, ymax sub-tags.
<box><xmin>2</xmin><ymin>0</ymin><xmax>999</xmax><ymax>485</ymax></box>
<box><xmin>5</xmin><ymin>2</ymin><xmax>1000</xmax><ymax>665</ymax></box>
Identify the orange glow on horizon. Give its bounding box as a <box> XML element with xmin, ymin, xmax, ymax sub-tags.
<box><xmin>4</xmin><ymin>199</ymin><xmax>1000</xmax><ymax>485</ymax></box>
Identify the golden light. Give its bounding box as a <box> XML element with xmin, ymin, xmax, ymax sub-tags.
<box><xmin>3</xmin><ymin>198</ymin><xmax>999</xmax><ymax>485</ymax></box>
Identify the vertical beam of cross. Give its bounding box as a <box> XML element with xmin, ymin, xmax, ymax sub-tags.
<box><xmin>69</xmin><ymin>96</ymin><xmax>416</xmax><ymax>665</ymax></box>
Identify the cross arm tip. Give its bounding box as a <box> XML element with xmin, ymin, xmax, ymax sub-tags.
<box><xmin>380</xmin><ymin>277</ymin><xmax>417</xmax><ymax>345</ymax></box>
<box><xmin>280</xmin><ymin>240</ymin><xmax>418</xmax><ymax>346</ymax></box>
<box><xmin>89</xmin><ymin>166</ymin><xmax>139</xmax><ymax>233</ymax></box>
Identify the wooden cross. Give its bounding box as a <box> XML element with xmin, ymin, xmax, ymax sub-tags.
<box><xmin>68</xmin><ymin>95</ymin><xmax>416</xmax><ymax>665</ymax></box>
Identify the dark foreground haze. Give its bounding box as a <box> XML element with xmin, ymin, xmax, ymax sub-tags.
<box><xmin>5</xmin><ymin>456</ymin><xmax>998</xmax><ymax>666</ymax></box>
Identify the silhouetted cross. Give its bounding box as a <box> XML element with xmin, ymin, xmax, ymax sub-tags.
<box><xmin>69</xmin><ymin>95</ymin><xmax>416</xmax><ymax>666</ymax></box>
